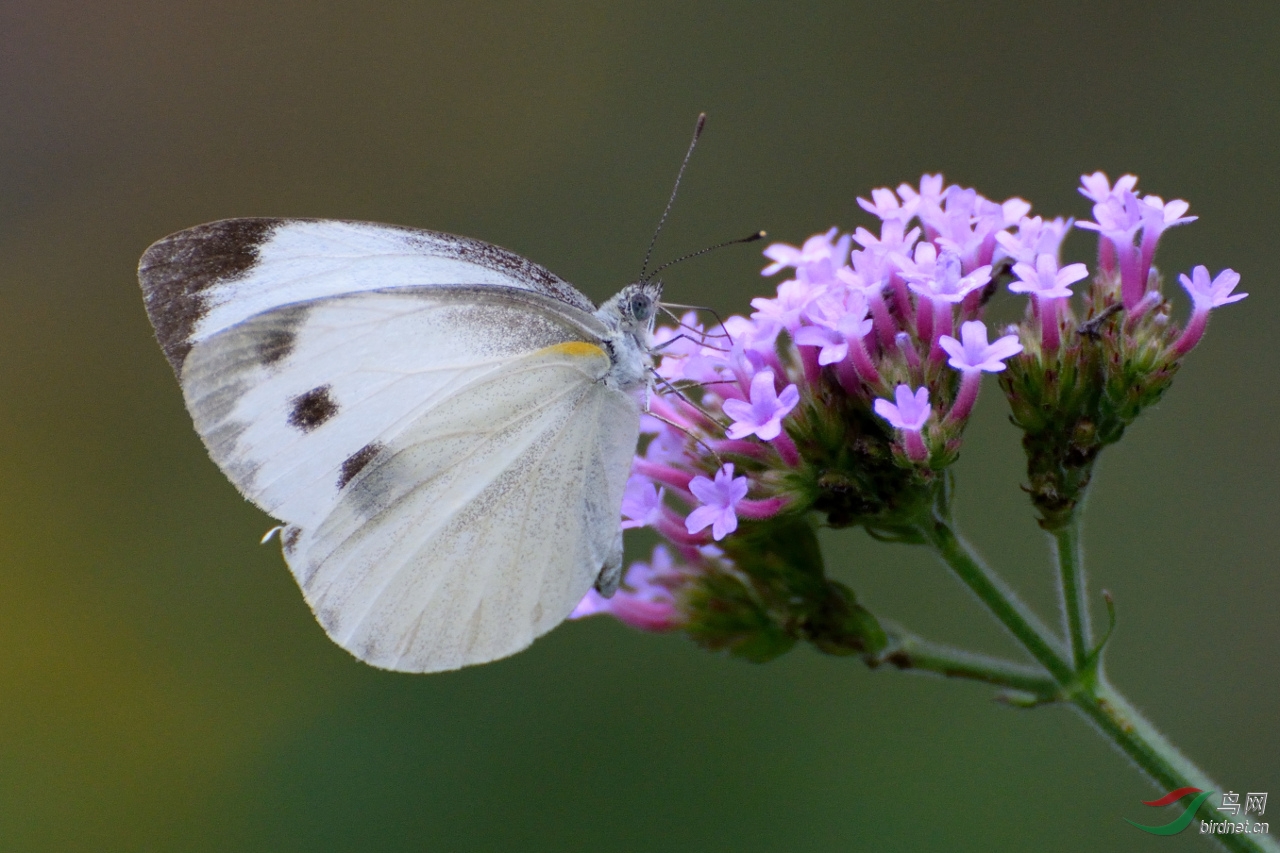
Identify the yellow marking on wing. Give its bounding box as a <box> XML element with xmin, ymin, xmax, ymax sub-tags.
<box><xmin>543</xmin><ymin>341</ymin><xmax>607</xmax><ymax>359</ymax></box>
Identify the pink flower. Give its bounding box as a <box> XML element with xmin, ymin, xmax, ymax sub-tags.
<box><xmin>794</xmin><ymin>294</ymin><xmax>874</xmax><ymax>365</ymax></box>
<box><xmin>1009</xmin><ymin>254</ymin><xmax>1088</xmax><ymax>352</ymax></box>
<box><xmin>903</xmin><ymin>246</ymin><xmax>992</xmax><ymax>304</ymax></box>
<box><xmin>857</xmin><ymin>187</ymin><xmax>920</xmax><ymax>224</ymax></box>
<box><xmin>750</xmin><ymin>278</ymin><xmax>821</xmax><ymax>340</ymax></box>
<box><xmin>686</xmin><ymin>463</ymin><xmax>750</xmax><ymax>540</ymax></box>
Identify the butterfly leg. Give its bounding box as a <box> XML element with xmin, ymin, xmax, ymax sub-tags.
<box><xmin>594</xmin><ymin>529</ymin><xmax>625</xmax><ymax>597</ymax></box>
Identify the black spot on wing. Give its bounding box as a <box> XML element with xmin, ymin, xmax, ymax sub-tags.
<box><xmin>138</xmin><ymin>219</ymin><xmax>278</xmax><ymax>373</ymax></box>
<box><xmin>288</xmin><ymin>385</ymin><xmax>338</xmax><ymax>432</ymax></box>
<box><xmin>337</xmin><ymin>442</ymin><xmax>384</xmax><ymax>489</ymax></box>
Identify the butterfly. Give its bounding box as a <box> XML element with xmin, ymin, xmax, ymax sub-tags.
<box><xmin>136</xmin><ymin>115</ymin><xmax>764</xmax><ymax>673</ymax></box>
<box><xmin>138</xmin><ymin>215</ymin><xmax>665</xmax><ymax>673</ymax></box>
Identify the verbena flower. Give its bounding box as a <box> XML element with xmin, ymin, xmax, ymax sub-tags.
<box><xmin>1171</xmin><ymin>265</ymin><xmax>1245</xmax><ymax>356</ymax></box>
<box><xmin>686</xmin><ymin>464</ymin><xmax>750</xmax><ymax>540</ymax></box>
<box><xmin>939</xmin><ymin>321</ymin><xmax>1023</xmax><ymax>422</ymax></box>
<box><xmin>724</xmin><ymin>371</ymin><xmax>800</xmax><ymax>440</ymax></box>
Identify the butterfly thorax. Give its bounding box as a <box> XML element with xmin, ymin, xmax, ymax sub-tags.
<box><xmin>594</xmin><ymin>280</ymin><xmax>661</xmax><ymax>391</ymax></box>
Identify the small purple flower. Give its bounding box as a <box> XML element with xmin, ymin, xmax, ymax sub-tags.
<box><xmin>939</xmin><ymin>321</ymin><xmax>1024</xmax><ymax>373</ymax></box>
<box><xmin>723</xmin><ymin>371</ymin><xmax>800</xmax><ymax>441</ymax></box>
<box><xmin>939</xmin><ymin>322</ymin><xmax>1024</xmax><ymax>423</ymax></box>
<box><xmin>874</xmin><ymin>384</ymin><xmax>932</xmax><ymax>461</ymax></box>
<box><xmin>761</xmin><ymin>228</ymin><xmax>851</xmax><ymax>284</ymax></box>
<box><xmin>620</xmin><ymin>474</ymin><xmax>665</xmax><ymax>530</ymax></box>
<box><xmin>1078</xmin><ymin>171</ymin><xmax>1138</xmax><ymax>204</ymax></box>
<box><xmin>750</xmin><ymin>278</ymin><xmax>821</xmax><ymax>340</ymax></box>
<box><xmin>1077</xmin><ymin>192</ymin><xmax>1144</xmax><ymax>243</ymax></box>
<box><xmin>1009</xmin><ymin>254</ymin><xmax>1088</xmax><ymax>353</ymax></box>
<box><xmin>874</xmin><ymin>385</ymin><xmax>932</xmax><ymax>432</ymax></box>
<box><xmin>903</xmin><ymin>246</ymin><xmax>992</xmax><ymax>304</ymax></box>
<box><xmin>686</xmin><ymin>463</ymin><xmax>750</xmax><ymax>540</ymax></box>
<box><xmin>995</xmin><ymin>216</ymin><xmax>1074</xmax><ymax>265</ymax></box>
<box><xmin>1009</xmin><ymin>254</ymin><xmax>1089</xmax><ymax>300</ymax></box>
<box><xmin>857</xmin><ymin>187</ymin><xmax>920</xmax><ymax>224</ymax></box>
<box><xmin>1077</xmin><ymin>189</ymin><xmax>1146</xmax><ymax>304</ymax></box>
<box><xmin>794</xmin><ymin>294</ymin><xmax>874</xmax><ymax>366</ymax></box>
<box><xmin>1179</xmin><ymin>265</ymin><xmax>1245</xmax><ymax>310</ymax></box>
<box><xmin>853</xmin><ymin>219</ymin><xmax>921</xmax><ymax>256</ymax></box>
<box><xmin>1171</xmin><ymin>266</ymin><xmax>1245</xmax><ymax>358</ymax></box>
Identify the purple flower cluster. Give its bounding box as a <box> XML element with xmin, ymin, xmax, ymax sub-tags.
<box><xmin>572</xmin><ymin>172</ymin><xmax>1243</xmax><ymax>633</ymax></box>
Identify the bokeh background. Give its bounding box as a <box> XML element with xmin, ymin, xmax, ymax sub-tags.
<box><xmin>1</xmin><ymin>2</ymin><xmax>1275</xmax><ymax>850</ymax></box>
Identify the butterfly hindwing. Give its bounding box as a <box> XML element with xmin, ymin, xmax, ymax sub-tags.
<box><xmin>177</xmin><ymin>284</ymin><xmax>638</xmax><ymax>671</ymax></box>
<box><xmin>291</xmin><ymin>342</ymin><xmax>639</xmax><ymax>672</ymax></box>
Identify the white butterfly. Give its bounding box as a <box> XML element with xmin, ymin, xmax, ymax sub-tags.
<box><xmin>139</xmin><ymin>217</ymin><xmax>661</xmax><ymax>673</ymax></box>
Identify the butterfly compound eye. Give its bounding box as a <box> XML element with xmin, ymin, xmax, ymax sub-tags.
<box><xmin>630</xmin><ymin>294</ymin><xmax>652</xmax><ymax>321</ymax></box>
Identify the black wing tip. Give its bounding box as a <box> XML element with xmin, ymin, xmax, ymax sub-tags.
<box><xmin>138</xmin><ymin>218</ymin><xmax>283</xmax><ymax>374</ymax></box>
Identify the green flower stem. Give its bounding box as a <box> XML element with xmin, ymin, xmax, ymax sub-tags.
<box><xmin>916</xmin><ymin>514</ymin><xmax>1076</xmax><ymax>685</ymax></box>
<box><xmin>1073</xmin><ymin>676</ymin><xmax>1280</xmax><ymax>853</ymax></box>
<box><xmin>921</xmin><ymin>513</ymin><xmax>1278</xmax><ymax>853</ymax></box>
<box><xmin>870</xmin><ymin>628</ymin><xmax>1059</xmax><ymax>698</ymax></box>
<box><xmin>1052</xmin><ymin>517</ymin><xmax>1091</xmax><ymax>669</ymax></box>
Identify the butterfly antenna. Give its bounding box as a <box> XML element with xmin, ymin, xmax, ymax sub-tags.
<box><xmin>643</xmin><ymin>403</ymin><xmax>725</xmax><ymax>467</ymax></box>
<box><xmin>647</xmin><ymin>231</ymin><xmax>767</xmax><ymax>280</ymax></box>
<box><xmin>649</xmin><ymin>368</ymin><xmax>732</xmax><ymax>429</ymax></box>
<box><xmin>640</xmin><ymin>113</ymin><xmax>707</xmax><ymax>281</ymax></box>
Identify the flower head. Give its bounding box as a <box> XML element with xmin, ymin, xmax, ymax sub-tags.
<box><xmin>723</xmin><ymin>371</ymin><xmax>800</xmax><ymax>441</ymax></box>
<box><xmin>939</xmin><ymin>321</ymin><xmax>1024</xmax><ymax>373</ymax></box>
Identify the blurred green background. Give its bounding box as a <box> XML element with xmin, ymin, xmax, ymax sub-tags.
<box><xmin>0</xmin><ymin>2</ymin><xmax>1275</xmax><ymax>850</ymax></box>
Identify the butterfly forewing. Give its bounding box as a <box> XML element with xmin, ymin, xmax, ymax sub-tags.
<box><xmin>139</xmin><ymin>218</ymin><xmax>598</xmax><ymax>374</ymax></box>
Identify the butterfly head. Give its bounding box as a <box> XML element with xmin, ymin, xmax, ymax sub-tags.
<box><xmin>595</xmin><ymin>280</ymin><xmax>663</xmax><ymax>392</ymax></box>
<box><xmin>598</xmin><ymin>279</ymin><xmax>663</xmax><ymax>336</ymax></box>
